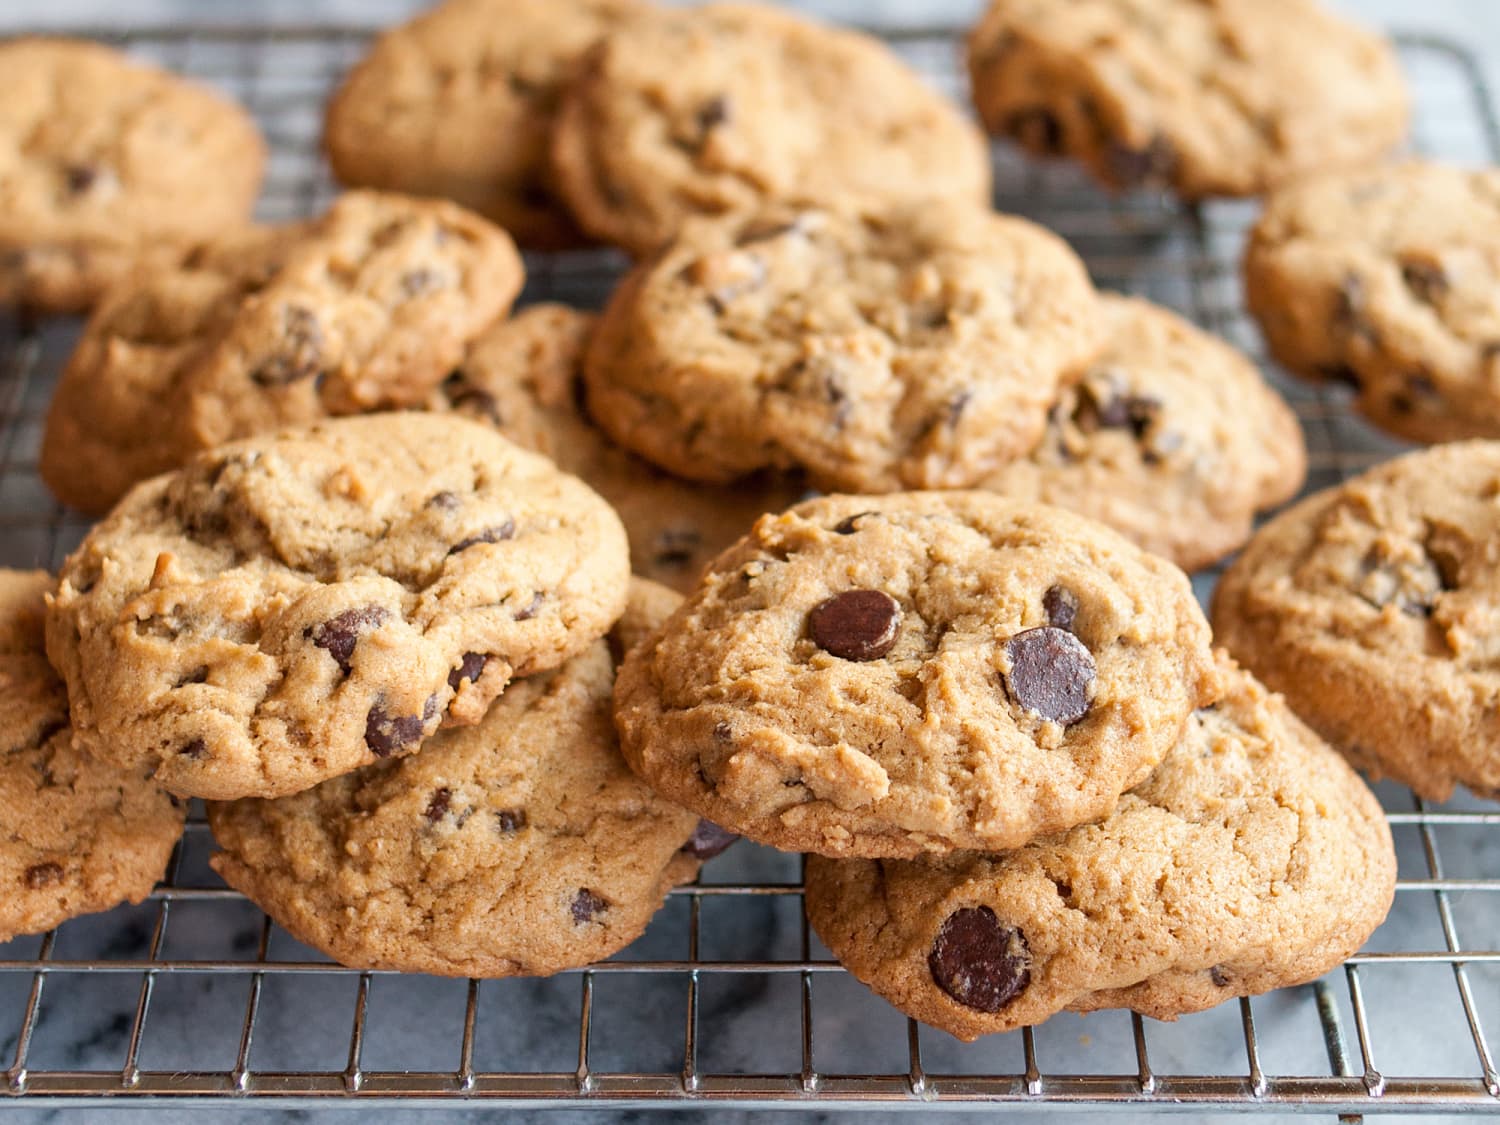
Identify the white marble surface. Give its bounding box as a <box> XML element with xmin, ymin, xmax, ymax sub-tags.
<box><xmin>1</xmin><ymin>3</ymin><xmax>1497</xmax><ymax>1124</ymax></box>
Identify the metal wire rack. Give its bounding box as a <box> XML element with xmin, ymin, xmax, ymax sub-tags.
<box><xmin>1</xmin><ymin>15</ymin><xmax>1498</xmax><ymax>1116</ymax></box>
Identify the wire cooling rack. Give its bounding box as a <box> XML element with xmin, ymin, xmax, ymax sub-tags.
<box><xmin>1</xmin><ymin>17</ymin><xmax>1499</xmax><ymax>1117</ymax></box>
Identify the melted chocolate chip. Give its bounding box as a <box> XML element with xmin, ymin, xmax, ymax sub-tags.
<box><xmin>424</xmin><ymin>788</ymin><xmax>452</xmax><ymax>824</ymax></box>
<box><xmin>571</xmin><ymin>888</ymin><xmax>609</xmax><ymax>924</ymax></box>
<box><xmin>833</xmin><ymin>511</ymin><xmax>877</xmax><ymax>534</ymax></box>
<box><xmin>448</xmin><ymin>652</ymin><xmax>488</xmax><ymax>690</ymax></box>
<box><xmin>1004</xmin><ymin>627</ymin><xmax>1096</xmax><ymax>725</ymax></box>
<box><xmin>495</xmin><ymin>809</ymin><xmax>527</xmax><ymax>833</ymax></box>
<box><xmin>364</xmin><ymin>695</ymin><xmax>439</xmax><ymax>757</ymax></box>
<box><xmin>1042</xmin><ymin>585</ymin><xmax>1079</xmax><ymax>632</ymax></box>
<box><xmin>23</xmin><ymin>862</ymin><xmax>64</xmax><ymax>889</ymax></box>
<box><xmin>1401</xmin><ymin>260</ymin><xmax>1448</xmax><ymax>305</ymax></box>
<box><xmin>928</xmin><ymin>906</ymin><xmax>1031</xmax><ymax>1012</ymax></box>
<box><xmin>809</xmin><ymin>590</ymin><xmax>901</xmax><ymax>661</ymax></box>
<box><xmin>309</xmin><ymin>605</ymin><xmax>391</xmax><ymax>674</ymax></box>
<box><xmin>251</xmin><ymin>306</ymin><xmax>324</xmax><ymax>386</ymax></box>
<box><xmin>449</xmin><ymin>519</ymin><xmax>516</xmax><ymax>555</ymax></box>
<box><xmin>681</xmin><ymin>820</ymin><xmax>739</xmax><ymax>860</ymax></box>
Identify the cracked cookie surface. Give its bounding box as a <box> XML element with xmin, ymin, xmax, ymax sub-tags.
<box><xmin>45</xmin><ymin>413</ymin><xmax>630</xmax><ymax>801</ymax></box>
<box><xmin>967</xmin><ymin>0</ymin><xmax>1408</xmax><ymax>199</ymax></box>
<box><xmin>1</xmin><ymin>569</ymin><xmax>184</xmax><ymax>943</ymax></box>
<box><xmin>444</xmin><ymin>304</ymin><xmax>805</xmax><ymax>591</ymax></box>
<box><xmin>1212</xmin><ymin>442</ymin><xmax>1500</xmax><ymax>801</ymax></box>
<box><xmin>1245</xmin><ymin>162</ymin><xmax>1500</xmax><ymax>444</ymax></box>
<box><xmin>584</xmin><ymin>199</ymin><xmax>1102</xmax><ymax>493</ymax></box>
<box><xmin>983</xmin><ymin>294</ymin><xmax>1305</xmax><ymax>571</ymax></box>
<box><xmin>208</xmin><ymin>580</ymin><xmax>705</xmax><ymax>977</ymax></box>
<box><xmin>805</xmin><ymin>656</ymin><xmax>1395</xmax><ymax>1040</ymax></box>
<box><xmin>41</xmin><ymin>192</ymin><xmax>524</xmax><ymax>515</ymax></box>
<box><xmin>0</xmin><ymin>38</ymin><xmax>267</xmax><ymax>313</ymax></box>
<box><xmin>324</xmin><ymin>0</ymin><xmax>642</xmax><ymax>248</ymax></box>
<box><xmin>550</xmin><ymin>3</ymin><xmax>991</xmax><ymax>256</ymax></box>
<box><xmin>613</xmin><ymin>493</ymin><xmax>1219</xmax><ymax>858</ymax></box>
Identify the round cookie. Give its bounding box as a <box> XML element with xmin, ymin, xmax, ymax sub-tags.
<box><xmin>1</xmin><ymin>569</ymin><xmax>184</xmax><ymax>943</ymax></box>
<box><xmin>444</xmin><ymin>304</ymin><xmax>805</xmax><ymax>591</ymax></box>
<box><xmin>967</xmin><ymin>0</ymin><xmax>1408</xmax><ymax>199</ymax></box>
<box><xmin>40</xmin><ymin>192</ymin><xmax>524</xmax><ymax>515</ymax></box>
<box><xmin>46</xmin><ymin>413</ymin><xmax>630</xmax><ymax>802</ymax></box>
<box><xmin>323</xmin><ymin>0</ymin><xmax>644</xmax><ymax>249</ymax></box>
<box><xmin>550</xmin><ymin>3</ymin><xmax>992</xmax><ymax>257</ymax></box>
<box><xmin>613</xmin><ymin>492</ymin><xmax>1220</xmax><ymax>859</ymax></box>
<box><xmin>983</xmin><ymin>294</ymin><xmax>1306</xmax><ymax>571</ymax></box>
<box><xmin>208</xmin><ymin>580</ymin><xmax>704</xmax><ymax>977</ymax></box>
<box><xmin>1211</xmin><ymin>442</ymin><xmax>1500</xmax><ymax>802</ymax></box>
<box><xmin>0</xmin><ymin>38</ymin><xmax>267</xmax><ymax>314</ymax></box>
<box><xmin>1244</xmin><ymin>162</ymin><xmax>1500</xmax><ymax>444</ymax></box>
<box><xmin>584</xmin><ymin>199</ymin><xmax>1103</xmax><ymax>493</ymax></box>
<box><xmin>805</xmin><ymin>656</ymin><xmax>1395</xmax><ymax>1040</ymax></box>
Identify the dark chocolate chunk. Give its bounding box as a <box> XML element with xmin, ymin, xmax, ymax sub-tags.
<box><xmin>449</xmin><ymin>518</ymin><xmax>516</xmax><ymax>555</ymax></box>
<box><xmin>833</xmin><ymin>511</ymin><xmax>877</xmax><ymax>535</ymax></box>
<box><xmin>179</xmin><ymin>738</ymin><xmax>207</xmax><ymax>760</ymax></box>
<box><xmin>928</xmin><ymin>906</ymin><xmax>1031</xmax><ymax>1012</ymax></box>
<box><xmin>64</xmin><ymin>163</ymin><xmax>100</xmax><ymax>194</ymax></box>
<box><xmin>809</xmin><ymin>590</ymin><xmax>901</xmax><ymax>661</ymax></box>
<box><xmin>309</xmin><ymin>605</ymin><xmax>391</xmax><ymax>674</ymax></box>
<box><xmin>364</xmin><ymin>695</ymin><xmax>439</xmax><ymax>757</ymax></box>
<box><xmin>1004</xmin><ymin>627</ymin><xmax>1096</xmax><ymax>725</ymax></box>
<box><xmin>1210</xmin><ymin>965</ymin><xmax>1232</xmax><ymax>988</ymax></box>
<box><xmin>424</xmin><ymin>788</ymin><xmax>452</xmax><ymax>824</ymax></box>
<box><xmin>448</xmin><ymin>652</ymin><xmax>488</xmax><ymax>690</ymax></box>
<box><xmin>250</xmin><ymin>306</ymin><xmax>324</xmax><ymax>386</ymax></box>
<box><xmin>571</xmin><ymin>888</ymin><xmax>609</xmax><ymax>924</ymax></box>
<box><xmin>680</xmin><ymin>820</ymin><xmax>739</xmax><ymax>860</ymax></box>
<box><xmin>1042</xmin><ymin>585</ymin><xmax>1079</xmax><ymax>632</ymax></box>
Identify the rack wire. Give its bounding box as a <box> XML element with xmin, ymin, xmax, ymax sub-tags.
<box><xmin>1</xmin><ymin>17</ymin><xmax>1498</xmax><ymax>1116</ymax></box>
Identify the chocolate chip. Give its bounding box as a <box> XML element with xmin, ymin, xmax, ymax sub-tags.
<box><xmin>426</xmin><ymin>490</ymin><xmax>460</xmax><ymax>511</ymax></box>
<box><xmin>809</xmin><ymin>590</ymin><xmax>901</xmax><ymax>661</ymax></box>
<box><xmin>448</xmin><ymin>652</ymin><xmax>488</xmax><ymax>690</ymax></box>
<box><xmin>833</xmin><ymin>511</ymin><xmax>877</xmax><ymax>535</ymax></box>
<box><xmin>513</xmin><ymin>591</ymin><xmax>544</xmax><ymax>621</ymax></box>
<box><xmin>495</xmin><ymin>809</ymin><xmax>527</xmax><ymax>833</ymax></box>
<box><xmin>571</xmin><ymin>888</ymin><xmax>609</xmax><ymax>924</ymax></box>
<box><xmin>179</xmin><ymin>738</ymin><xmax>207</xmax><ymax>760</ymax></box>
<box><xmin>364</xmin><ymin>695</ymin><xmax>439</xmax><ymax>757</ymax></box>
<box><xmin>64</xmin><ymin>164</ymin><xmax>99</xmax><ymax>194</ymax></box>
<box><xmin>928</xmin><ymin>906</ymin><xmax>1031</xmax><ymax>1012</ymax></box>
<box><xmin>424</xmin><ymin>788</ymin><xmax>452</xmax><ymax>824</ymax></box>
<box><xmin>1318</xmin><ymin>363</ymin><xmax>1363</xmax><ymax>389</ymax></box>
<box><xmin>681</xmin><ymin>820</ymin><xmax>739</xmax><ymax>860</ymax></box>
<box><xmin>1006</xmin><ymin>107</ymin><xmax>1065</xmax><ymax>154</ymax></box>
<box><xmin>1210</xmin><ymin>965</ymin><xmax>1232</xmax><ymax>988</ymax></box>
<box><xmin>449</xmin><ymin>519</ymin><xmax>515</xmax><ymax>555</ymax></box>
<box><xmin>1042</xmin><ymin>585</ymin><xmax>1079</xmax><ymax>632</ymax></box>
<box><xmin>1106</xmin><ymin>136</ymin><xmax>1176</xmax><ymax>188</ymax></box>
<box><xmin>444</xmin><ymin>375</ymin><xmax>502</xmax><ymax>424</ymax></box>
<box><xmin>400</xmin><ymin>268</ymin><xmax>442</xmax><ymax>297</ymax></box>
<box><xmin>946</xmin><ymin>391</ymin><xmax>972</xmax><ymax>427</ymax></box>
<box><xmin>23</xmin><ymin>862</ymin><xmax>64</xmax><ymax>889</ymax></box>
<box><xmin>308</xmin><ymin>606</ymin><xmax>390</xmax><ymax>674</ymax></box>
<box><xmin>1401</xmin><ymin>260</ymin><xmax>1448</xmax><ymax>305</ymax></box>
<box><xmin>1004</xmin><ymin>627</ymin><xmax>1096</xmax><ymax>725</ymax></box>
<box><xmin>251</xmin><ymin>306</ymin><xmax>324</xmax><ymax>386</ymax></box>
<box><xmin>696</xmin><ymin>95</ymin><xmax>731</xmax><ymax>137</ymax></box>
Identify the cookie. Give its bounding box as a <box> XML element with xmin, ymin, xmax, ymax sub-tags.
<box><xmin>45</xmin><ymin>413</ymin><xmax>630</xmax><ymax>801</ymax></box>
<box><xmin>550</xmin><ymin>3</ymin><xmax>992</xmax><ymax>256</ymax></box>
<box><xmin>1244</xmin><ymin>162</ymin><xmax>1500</xmax><ymax>444</ymax></box>
<box><xmin>208</xmin><ymin>580</ymin><xmax>706</xmax><ymax>977</ymax></box>
<box><xmin>967</xmin><ymin>0</ymin><xmax>1408</xmax><ymax>199</ymax></box>
<box><xmin>1211</xmin><ymin>442</ymin><xmax>1500</xmax><ymax>802</ymax></box>
<box><xmin>583</xmin><ymin>198</ymin><xmax>1103</xmax><ymax>493</ymax></box>
<box><xmin>0</xmin><ymin>37</ymin><xmax>266</xmax><ymax>314</ymax></box>
<box><xmin>40</xmin><ymin>191</ymin><xmax>524</xmax><ymax>514</ymax></box>
<box><xmin>983</xmin><ymin>294</ymin><xmax>1306</xmax><ymax>571</ymax></box>
<box><xmin>444</xmin><ymin>304</ymin><xmax>805</xmax><ymax>591</ymax></box>
<box><xmin>805</xmin><ymin>656</ymin><xmax>1395</xmax><ymax>1040</ymax></box>
<box><xmin>1</xmin><ymin>569</ymin><xmax>184</xmax><ymax>943</ymax></box>
<box><xmin>324</xmin><ymin>0</ymin><xmax>643</xmax><ymax>249</ymax></box>
<box><xmin>613</xmin><ymin>492</ymin><xmax>1220</xmax><ymax>858</ymax></box>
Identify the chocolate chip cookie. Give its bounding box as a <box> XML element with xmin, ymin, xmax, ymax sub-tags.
<box><xmin>46</xmin><ymin>413</ymin><xmax>630</xmax><ymax>801</ymax></box>
<box><xmin>324</xmin><ymin>0</ymin><xmax>643</xmax><ymax>248</ymax></box>
<box><xmin>584</xmin><ymin>199</ymin><xmax>1103</xmax><ymax>493</ymax></box>
<box><xmin>40</xmin><ymin>191</ymin><xmax>524</xmax><ymax>514</ymax></box>
<box><xmin>0</xmin><ymin>37</ymin><xmax>267</xmax><ymax>314</ymax></box>
<box><xmin>444</xmin><ymin>304</ymin><xmax>805</xmax><ymax>591</ymax></box>
<box><xmin>1</xmin><ymin>569</ymin><xmax>184</xmax><ymax>943</ymax></box>
<box><xmin>1245</xmin><ymin>162</ymin><xmax>1500</xmax><ymax>444</ymax></box>
<box><xmin>967</xmin><ymin>0</ymin><xmax>1408</xmax><ymax>199</ymax></box>
<box><xmin>550</xmin><ymin>3</ymin><xmax>992</xmax><ymax>256</ymax></box>
<box><xmin>805</xmin><ymin>656</ymin><xmax>1395</xmax><ymax>1040</ymax></box>
<box><xmin>613</xmin><ymin>493</ymin><xmax>1220</xmax><ymax>858</ymax></box>
<box><xmin>1212</xmin><ymin>442</ymin><xmax>1500</xmax><ymax>802</ymax></box>
<box><xmin>208</xmin><ymin>580</ymin><xmax>708</xmax><ymax>977</ymax></box>
<box><xmin>983</xmin><ymin>294</ymin><xmax>1306</xmax><ymax>571</ymax></box>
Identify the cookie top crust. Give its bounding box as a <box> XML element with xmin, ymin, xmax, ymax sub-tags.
<box><xmin>804</xmin><ymin>657</ymin><xmax>1395</xmax><ymax>1040</ymax></box>
<box><xmin>1212</xmin><ymin>440</ymin><xmax>1500</xmax><ymax>800</ymax></box>
<box><xmin>324</xmin><ymin>0</ymin><xmax>643</xmax><ymax>248</ymax></box>
<box><xmin>613</xmin><ymin>492</ymin><xmax>1219</xmax><ymax>858</ymax></box>
<box><xmin>46</xmin><ymin>413</ymin><xmax>630</xmax><ymax>801</ymax></box>
<box><xmin>550</xmin><ymin>3</ymin><xmax>992</xmax><ymax>256</ymax></box>
<box><xmin>967</xmin><ymin>0</ymin><xmax>1408</xmax><ymax>199</ymax></box>
<box><xmin>0</xmin><ymin>37</ymin><xmax>267</xmax><ymax>312</ymax></box>
<box><xmin>984</xmin><ymin>294</ymin><xmax>1305</xmax><ymax>571</ymax></box>
<box><xmin>583</xmin><ymin>198</ymin><xmax>1103</xmax><ymax>492</ymax></box>
<box><xmin>1</xmin><ymin>569</ymin><xmax>184</xmax><ymax>943</ymax></box>
<box><xmin>208</xmin><ymin>580</ymin><xmax>702</xmax><ymax>977</ymax></box>
<box><xmin>1245</xmin><ymin>162</ymin><xmax>1500</xmax><ymax>443</ymax></box>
